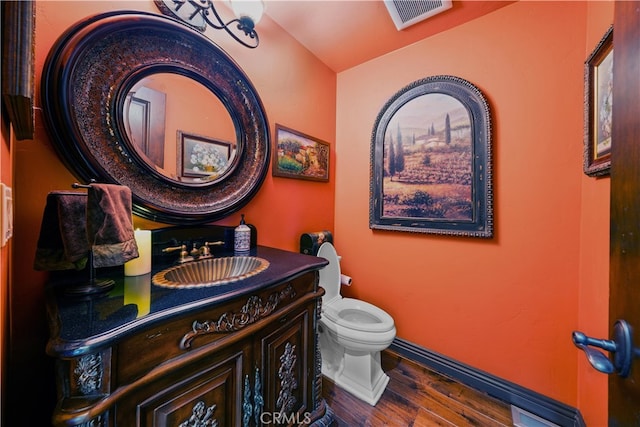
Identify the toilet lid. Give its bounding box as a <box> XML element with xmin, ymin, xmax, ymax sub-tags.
<box><xmin>317</xmin><ymin>242</ymin><xmax>341</xmax><ymax>301</ymax></box>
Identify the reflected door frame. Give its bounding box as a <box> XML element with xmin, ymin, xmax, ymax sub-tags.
<box><xmin>125</xmin><ymin>85</ymin><xmax>167</xmax><ymax>168</ymax></box>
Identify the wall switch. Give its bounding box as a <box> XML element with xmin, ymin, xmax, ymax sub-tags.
<box><xmin>1</xmin><ymin>183</ymin><xmax>13</xmax><ymax>247</ymax></box>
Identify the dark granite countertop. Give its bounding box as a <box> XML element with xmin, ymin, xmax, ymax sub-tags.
<box><xmin>45</xmin><ymin>246</ymin><xmax>328</xmax><ymax>358</ymax></box>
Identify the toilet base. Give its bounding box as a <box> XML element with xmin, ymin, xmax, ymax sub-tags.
<box><xmin>322</xmin><ymin>349</ymin><xmax>390</xmax><ymax>406</ymax></box>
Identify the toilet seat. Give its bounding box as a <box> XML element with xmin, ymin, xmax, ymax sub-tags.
<box><xmin>323</xmin><ymin>298</ymin><xmax>395</xmax><ymax>333</ymax></box>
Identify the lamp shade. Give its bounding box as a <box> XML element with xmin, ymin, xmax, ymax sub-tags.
<box><xmin>230</xmin><ymin>0</ymin><xmax>265</xmax><ymax>25</ymax></box>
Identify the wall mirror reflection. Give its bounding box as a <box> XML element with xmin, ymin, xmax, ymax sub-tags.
<box><xmin>123</xmin><ymin>73</ymin><xmax>238</xmax><ymax>184</ymax></box>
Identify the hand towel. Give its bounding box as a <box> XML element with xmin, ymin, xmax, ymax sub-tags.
<box><xmin>34</xmin><ymin>191</ymin><xmax>89</xmax><ymax>271</ymax></box>
<box><xmin>86</xmin><ymin>184</ymin><xmax>139</xmax><ymax>268</ymax></box>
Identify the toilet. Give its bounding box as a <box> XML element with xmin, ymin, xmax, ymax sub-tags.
<box><xmin>316</xmin><ymin>242</ymin><xmax>396</xmax><ymax>406</ymax></box>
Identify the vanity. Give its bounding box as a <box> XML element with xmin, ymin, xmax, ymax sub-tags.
<box><xmin>45</xmin><ymin>227</ymin><xmax>332</xmax><ymax>426</ymax></box>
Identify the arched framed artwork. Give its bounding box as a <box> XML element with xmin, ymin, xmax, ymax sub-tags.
<box><xmin>370</xmin><ymin>75</ymin><xmax>493</xmax><ymax>238</ymax></box>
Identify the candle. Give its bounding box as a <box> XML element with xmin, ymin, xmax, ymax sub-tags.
<box><xmin>124</xmin><ymin>273</ymin><xmax>151</xmax><ymax>317</ymax></box>
<box><xmin>125</xmin><ymin>229</ymin><xmax>152</xmax><ymax>276</ymax></box>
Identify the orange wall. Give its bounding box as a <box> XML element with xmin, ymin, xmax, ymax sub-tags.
<box><xmin>6</xmin><ymin>0</ymin><xmax>613</xmax><ymax>425</ymax></box>
<box><xmin>8</xmin><ymin>1</ymin><xmax>335</xmax><ymax>423</ymax></box>
<box><xmin>335</xmin><ymin>1</ymin><xmax>610</xmax><ymax>425</ymax></box>
<box><xmin>577</xmin><ymin>2</ymin><xmax>613</xmax><ymax>426</ymax></box>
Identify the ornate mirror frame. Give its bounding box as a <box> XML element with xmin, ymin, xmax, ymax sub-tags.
<box><xmin>41</xmin><ymin>11</ymin><xmax>270</xmax><ymax>224</ymax></box>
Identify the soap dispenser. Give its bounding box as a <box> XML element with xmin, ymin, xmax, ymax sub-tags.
<box><xmin>234</xmin><ymin>214</ymin><xmax>251</xmax><ymax>254</ymax></box>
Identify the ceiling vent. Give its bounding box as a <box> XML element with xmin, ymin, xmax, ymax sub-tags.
<box><xmin>384</xmin><ymin>0</ymin><xmax>453</xmax><ymax>30</ymax></box>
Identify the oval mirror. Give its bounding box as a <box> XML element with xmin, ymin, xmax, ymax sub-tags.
<box><xmin>41</xmin><ymin>11</ymin><xmax>270</xmax><ymax>224</ymax></box>
<box><xmin>123</xmin><ymin>73</ymin><xmax>238</xmax><ymax>185</ymax></box>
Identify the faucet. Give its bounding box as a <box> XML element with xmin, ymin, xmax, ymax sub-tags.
<box><xmin>194</xmin><ymin>241</ymin><xmax>225</xmax><ymax>259</ymax></box>
<box><xmin>162</xmin><ymin>244</ymin><xmax>193</xmax><ymax>264</ymax></box>
<box><xmin>164</xmin><ymin>241</ymin><xmax>225</xmax><ymax>264</ymax></box>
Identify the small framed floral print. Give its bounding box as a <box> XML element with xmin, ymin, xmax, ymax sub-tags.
<box><xmin>178</xmin><ymin>131</ymin><xmax>234</xmax><ymax>181</ymax></box>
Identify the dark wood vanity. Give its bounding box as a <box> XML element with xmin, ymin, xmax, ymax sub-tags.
<box><xmin>45</xmin><ymin>245</ymin><xmax>333</xmax><ymax>426</ymax></box>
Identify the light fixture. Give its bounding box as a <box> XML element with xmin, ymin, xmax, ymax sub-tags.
<box><xmin>155</xmin><ymin>0</ymin><xmax>265</xmax><ymax>48</ymax></box>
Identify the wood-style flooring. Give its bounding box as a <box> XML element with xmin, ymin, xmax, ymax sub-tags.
<box><xmin>322</xmin><ymin>349</ymin><xmax>513</xmax><ymax>427</ymax></box>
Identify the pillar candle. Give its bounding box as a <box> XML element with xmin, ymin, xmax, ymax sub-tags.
<box><xmin>124</xmin><ymin>273</ymin><xmax>151</xmax><ymax>317</ymax></box>
<box><xmin>125</xmin><ymin>229</ymin><xmax>151</xmax><ymax>276</ymax></box>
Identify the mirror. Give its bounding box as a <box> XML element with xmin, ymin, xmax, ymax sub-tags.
<box><xmin>123</xmin><ymin>73</ymin><xmax>238</xmax><ymax>185</ymax></box>
<box><xmin>41</xmin><ymin>11</ymin><xmax>270</xmax><ymax>224</ymax></box>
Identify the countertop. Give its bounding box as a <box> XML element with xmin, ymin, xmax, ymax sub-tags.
<box><xmin>45</xmin><ymin>246</ymin><xmax>328</xmax><ymax>358</ymax></box>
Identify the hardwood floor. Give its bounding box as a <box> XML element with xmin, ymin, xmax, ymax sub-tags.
<box><xmin>322</xmin><ymin>349</ymin><xmax>513</xmax><ymax>426</ymax></box>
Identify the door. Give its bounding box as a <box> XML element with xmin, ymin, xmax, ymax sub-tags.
<box><xmin>125</xmin><ymin>85</ymin><xmax>167</xmax><ymax>168</ymax></box>
<box><xmin>608</xmin><ymin>2</ymin><xmax>640</xmax><ymax>424</ymax></box>
<box><xmin>574</xmin><ymin>3</ymin><xmax>640</xmax><ymax>426</ymax></box>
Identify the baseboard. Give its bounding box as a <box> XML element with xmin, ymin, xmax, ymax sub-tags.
<box><xmin>389</xmin><ymin>338</ymin><xmax>586</xmax><ymax>427</ymax></box>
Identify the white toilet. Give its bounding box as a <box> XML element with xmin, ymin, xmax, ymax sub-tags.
<box><xmin>316</xmin><ymin>242</ymin><xmax>396</xmax><ymax>406</ymax></box>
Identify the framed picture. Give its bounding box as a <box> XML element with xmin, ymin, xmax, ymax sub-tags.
<box><xmin>273</xmin><ymin>124</ymin><xmax>330</xmax><ymax>182</ymax></box>
<box><xmin>178</xmin><ymin>131</ymin><xmax>233</xmax><ymax>180</ymax></box>
<box><xmin>1</xmin><ymin>1</ymin><xmax>35</xmax><ymax>140</ymax></box>
<box><xmin>584</xmin><ymin>25</ymin><xmax>613</xmax><ymax>177</ymax></box>
<box><xmin>370</xmin><ymin>75</ymin><xmax>493</xmax><ymax>238</ymax></box>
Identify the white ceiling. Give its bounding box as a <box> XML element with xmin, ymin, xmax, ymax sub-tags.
<box><xmin>263</xmin><ymin>1</ymin><xmax>514</xmax><ymax>72</ymax></box>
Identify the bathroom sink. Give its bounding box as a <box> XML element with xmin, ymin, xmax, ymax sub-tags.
<box><xmin>152</xmin><ymin>256</ymin><xmax>270</xmax><ymax>289</ymax></box>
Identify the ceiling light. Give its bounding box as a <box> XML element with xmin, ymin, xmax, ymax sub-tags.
<box><xmin>155</xmin><ymin>0</ymin><xmax>264</xmax><ymax>48</ymax></box>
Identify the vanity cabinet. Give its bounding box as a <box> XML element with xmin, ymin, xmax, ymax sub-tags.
<box><xmin>46</xmin><ymin>246</ymin><xmax>332</xmax><ymax>427</ymax></box>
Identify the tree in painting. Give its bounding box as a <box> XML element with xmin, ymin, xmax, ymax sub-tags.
<box><xmin>382</xmin><ymin>93</ymin><xmax>473</xmax><ymax>220</ymax></box>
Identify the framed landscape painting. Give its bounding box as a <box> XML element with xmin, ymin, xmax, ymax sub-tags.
<box><xmin>370</xmin><ymin>75</ymin><xmax>493</xmax><ymax>238</ymax></box>
<box><xmin>584</xmin><ymin>25</ymin><xmax>613</xmax><ymax>177</ymax></box>
<box><xmin>273</xmin><ymin>124</ymin><xmax>330</xmax><ymax>182</ymax></box>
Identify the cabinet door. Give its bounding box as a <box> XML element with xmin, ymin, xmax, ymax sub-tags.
<box><xmin>116</xmin><ymin>343</ymin><xmax>248</xmax><ymax>426</ymax></box>
<box><xmin>254</xmin><ymin>304</ymin><xmax>315</xmax><ymax>426</ymax></box>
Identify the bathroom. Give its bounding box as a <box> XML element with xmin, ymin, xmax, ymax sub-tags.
<box><xmin>0</xmin><ymin>1</ymin><xmax>624</xmax><ymax>425</ymax></box>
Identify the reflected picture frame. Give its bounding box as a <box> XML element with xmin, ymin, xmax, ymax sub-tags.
<box><xmin>273</xmin><ymin>124</ymin><xmax>330</xmax><ymax>182</ymax></box>
<box><xmin>370</xmin><ymin>75</ymin><xmax>493</xmax><ymax>238</ymax></box>
<box><xmin>584</xmin><ymin>25</ymin><xmax>613</xmax><ymax>177</ymax></box>
<box><xmin>178</xmin><ymin>131</ymin><xmax>232</xmax><ymax>179</ymax></box>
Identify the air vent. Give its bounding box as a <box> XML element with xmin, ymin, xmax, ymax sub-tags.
<box><xmin>384</xmin><ymin>0</ymin><xmax>453</xmax><ymax>30</ymax></box>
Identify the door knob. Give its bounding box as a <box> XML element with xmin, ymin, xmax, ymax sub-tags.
<box><xmin>572</xmin><ymin>319</ymin><xmax>639</xmax><ymax>378</ymax></box>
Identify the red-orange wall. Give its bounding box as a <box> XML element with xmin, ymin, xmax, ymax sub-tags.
<box><xmin>577</xmin><ymin>2</ymin><xmax>613</xmax><ymax>425</ymax></box>
<box><xmin>8</xmin><ymin>1</ymin><xmax>335</xmax><ymax>423</ymax></box>
<box><xmin>335</xmin><ymin>2</ymin><xmax>610</xmax><ymax>426</ymax></box>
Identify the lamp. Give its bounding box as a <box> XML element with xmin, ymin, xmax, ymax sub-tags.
<box><xmin>155</xmin><ymin>0</ymin><xmax>265</xmax><ymax>48</ymax></box>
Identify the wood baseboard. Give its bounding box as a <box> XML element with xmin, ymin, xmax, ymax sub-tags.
<box><xmin>389</xmin><ymin>338</ymin><xmax>586</xmax><ymax>427</ymax></box>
